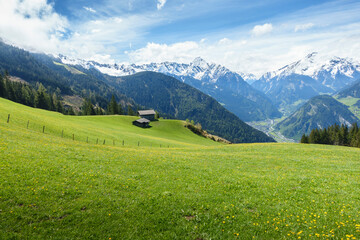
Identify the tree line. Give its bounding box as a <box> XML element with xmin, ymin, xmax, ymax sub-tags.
<box><xmin>81</xmin><ymin>95</ymin><xmax>138</xmax><ymax>116</ymax></box>
<box><xmin>301</xmin><ymin>123</ymin><xmax>360</xmax><ymax>148</ymax></box>
<box><xmin>0</xmin><ymin>73</ymin><xmax>139</xmax><ymax>117</ymax></box>
<box><xmin>0</xmin><ymin>73</ymin><xmax>70</xmax><ymax>114</ymax></box>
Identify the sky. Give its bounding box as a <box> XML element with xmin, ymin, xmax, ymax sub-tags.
<box><xmin>0</xmin><ymin>0</ymin><xmax>360</xmax><ymax>76</ymax></box>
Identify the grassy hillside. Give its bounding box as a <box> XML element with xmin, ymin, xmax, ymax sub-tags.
<box><xmin>0</xmin><ymin>98</ymin><xmax>219</xmax><ymax>148</ymax></box>
<box><xmin>336</xmin><ymin>96</ymin><xmax>360</xmax><ymax>119</ymax></box>
<box><xmin>1</xmin><ymin>98</ymin><xmax>360</xmax><ymax>239</ymax></box>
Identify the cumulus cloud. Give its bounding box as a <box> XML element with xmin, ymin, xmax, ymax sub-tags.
<box><xmin>129</xmin><ymin>41</ymin><xmax>200</xmax><ymax>63</ymax></box>
<box><xmin>218</xmin><ymin>38</ymin><xmax>231</xmax><ymax>45</ymax></box>
<box><xmin>251</xmin><ymin>23</ymin><xmax>273</xmax><ymax>36</ymax></box>
<box><xmin>294</xmin><ymin>23</ymin><xmax>314</xmax><ymax>32</ymax></box>
<box><xmin>157</xmin><ymin>0</ymin><xmax>167</xmax><ymax>10</ymax></box>
<box><xmin>84</xmin><ymin>7</ymin><xmax>96</xmax><ymax>13</ymax></box>
<box><xmin>0</xmin><ymin>0</ymin><xmax>68</xmax><ymax>53</ymax></box>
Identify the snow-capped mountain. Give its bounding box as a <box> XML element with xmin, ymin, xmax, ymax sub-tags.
<box><xmin>252</xmin><ymin>52</ymin><xmax>360</xmax><ymax>110</ymax></box>
<box><xmin>258</xmin><ymin>52</ymin><xmax>360</xmax><ymax>90</ymax></box>
<box><xmin>58</xmin><ymin>56</ymin><xmax>281</xmax><ymax>121</ymax></box>
<box><xmin>239</xmin><ymin>73</ymin><xmax>257</xmax><ymax>84</ymax></box>
<box><xmin>60</xmin><ymin>55</ymin><xmax>242</xmax><ymax>85</ymax></box>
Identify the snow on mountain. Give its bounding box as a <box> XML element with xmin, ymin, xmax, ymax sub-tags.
<box><xmin>59</xmin><ymin>55</ymin><xmax>245</xmax><ymax>85</ymax></box>
<box><xmin>57</xmin><ymin>55</ymin><xmax>281</xmax><ymax>121</ymax></box>
<box><xmin>239</xmin><ymin>73</ymin><xmax>258</xmax><ymax>84</ymax></box>
<box><xmin>252</xmin><ymin>52</ymin><xmax>360</xmax><ymax>111</ymax></box>
<box><xmin>259</xmin><ymin>52</ymin><xmax>360</xmax><ymax>90</ymax></box>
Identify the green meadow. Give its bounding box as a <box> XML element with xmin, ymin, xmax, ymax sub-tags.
<box><xmin>1</xmin><ymin>97</ymin><xmax>360</xmax><ymax>239</ymax></box>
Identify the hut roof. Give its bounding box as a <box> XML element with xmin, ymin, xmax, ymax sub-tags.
<box><xmin>138</xmin><ymin>110</ymin><xmax>156</xmax><ymax>115</ymax></box>
<box><xmin>135</xmin><ymin>118</ymin><xmax>150</xmax><ymax>123</ymax></box>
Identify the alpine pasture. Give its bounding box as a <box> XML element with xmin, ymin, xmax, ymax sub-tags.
<box><xmin>1</xmin><ymin>98</ymin><xmax>360</xmax><ymax>239</ymax></box>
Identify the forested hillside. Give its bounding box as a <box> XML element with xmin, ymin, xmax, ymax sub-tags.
<box><xmin>0</xmin><ymin>41</ymin><xmax>134</xmax><ymax>110</ymax></box>
<box><xmin>107</xmin><ymin>71</ymin><xmax>275</xmax><ymax>143</ymax></box>
<box><xmin>276</xmin><ymin>95</ymin><xmax>359</xmax><ymax>140</ymax></box>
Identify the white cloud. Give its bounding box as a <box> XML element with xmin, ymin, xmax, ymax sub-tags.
<box><xmin>84</xmin><ymin>7</ymin><xmax>96</xmax><ymax>13</ymax></box>
<box><xmin>129</xmin><ymin>41</ymin><xmax>200</xmax><ymax>64</ymax></box>
<box><xmin>295</xmin><ymin>23</ymin><xmax>314</xmax><ymax>32</ymax></box>
<box><xmin>1</xmin><ymin>0</ymin><xmax>360</xmax><ymax>77</ymax></box>
<box><xmin>157</xmin><ymin>0</ymin><xmax>167</xmax><ymax>10</ymax></box>
<box><xmin>0</xmin><ymin>0</ymin><xmax>68</xmax><ymax>53</ymax></box>
<box><xmin>251</xmin><ymin>23</ymin><xmax>273</xmax><ymax>36</ymax></box>
<box><xmin>218</xmin><ymin>38</ymin><xmax>231</xmax><ymax>45</ymax></box>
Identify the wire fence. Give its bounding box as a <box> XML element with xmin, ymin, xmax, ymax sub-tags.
<box><xmin>3</xmin><ymin>113</ymin><xmax>172</xmax><ymax>149</ymax></box>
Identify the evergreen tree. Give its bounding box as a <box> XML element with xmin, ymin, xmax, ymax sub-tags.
<box><xmin>95</xmin><ymin>106</ymin><xmax>103</xmax><ymax>115</ymax></box>
<box><xmin>320</xmin><ymin>128</ymin><xmax>330</xmax><ymax>144</ymax></box>
<box><xmin>5</xmin><ymin>77</ymin><xmax>15</xmax><ymax>100</ymax></box>
<box><xmin>82</xmin><ymin>99</ymin><xmax>96</xmax><ymax>115</ymax></box>
<box><xmin>300</xmin><ymin>134</ymin><xmax>309</xmax><ymax>143</ymax></box>
<box><xmin>127</xmin><ymin>105</ymin><xmax>135</xmax><ymax>116</ymax></box>
<box><xmin>35</xmin><ymin>84</ymin><xmax>49</xmax><ymax>110</ymax></box>
<box><xmin>118</xmin><ymin>103</ymin><xmax>123</xmax><ymax>115</ymax></box>
<box><xmin>108</xmin><ymin>95</ymin><xmax>118</xmax><ymax>115</ymax></box>
<box><xmin>309</xmin><ymin>129</ymin><xmax>320</xmax><ymax>144</ymax></box>
<box><xmin>349</xmin><ymin>123</ymin><xmax>359</xmax><ymax>145</ymax></box>
<box><xmin>340</xmin><ymin>125</ymin><xmax>349</xmax><ymax>146</ymax></box>
<box><xmin>302</xmin><ymin>122</ymin><xmax>360</xmax><ymax>148</ymax></box>
<box><xmin>0</xmin><ymin>74</ymin><xmax>5</xmax><ymax>97</ymax></box>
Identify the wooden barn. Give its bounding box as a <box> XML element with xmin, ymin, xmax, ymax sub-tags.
<box><xmin>132</xmin><ymin>118</ymin><xmax>150</xmax><ymax>128</ymax></box>
<box><xmin>138</xmin><ymin>110</ymin><xmax>156</xmax><ymax>121</ymax></box>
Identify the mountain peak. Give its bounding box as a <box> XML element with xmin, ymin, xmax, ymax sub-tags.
<box><xmin>191</xmin><ymin>57</ymin><xmax>209</xmax><ymax>68</ymax></box>
<box><xmin>305</xmin><ymin>52</ymin><xmax>318</xmax><ymax>59</ymax></box>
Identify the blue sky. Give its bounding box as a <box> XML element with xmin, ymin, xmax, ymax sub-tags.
<box><xmin>0</xmin><ymin>0</ymin><xmax>360</xmax><ymax>75</ymax></box>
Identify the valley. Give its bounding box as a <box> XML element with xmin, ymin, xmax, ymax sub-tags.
<box><xmin>247</xmin><ymin>118</ymin><xmax>296</xmax><ymax>143</ymax></box>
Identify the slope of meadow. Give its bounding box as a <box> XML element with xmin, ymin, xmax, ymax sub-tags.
<box><xmin>1</xmin><ymin>98</ymin><xmax>360</xmax><ymax>239</ymax></box>
<box><xmin>0</xmin><ymin>98</ymin><xmax>219</xmax><ymax>148</ymax></box>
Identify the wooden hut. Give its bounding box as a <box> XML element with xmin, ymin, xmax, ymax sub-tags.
<box><xmin>132</xmin><ymin>118</ymin><xmax>150</xmax><ymax>128</ymax></box>
<box><xmin>138</xmin><ymin>110</ymin><xmax>156</xmax><ymax>121</ymax></box>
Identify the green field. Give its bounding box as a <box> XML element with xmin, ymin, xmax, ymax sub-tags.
<box><xmin>336</xmin><ymin>96</ymin><xmax>360</xmax><ymax>120</ymax></box>
<box><xmin>1</xmin><ymin>98</ymin><xmax>360</xmax><ymax>239</ymax></box>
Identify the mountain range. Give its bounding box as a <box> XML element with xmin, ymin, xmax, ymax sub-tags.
<box><xmin>59</xmin><ymin>56</ymin><xmax>281</xmax><ymax>122</ymax></box>
<box><xmin>0</xmin><ymin>41</ymin><xmax>274</xmax><ymax>143</ymax></box>
<box><xmin>252</xmin><ymin>52</ymin><xmax>360</xmax><ymax>111</ymax></box>
<box><xmin>2</xmin><ymin>38</ymin><xmax>360</xmax><ymax>142</ymax></box>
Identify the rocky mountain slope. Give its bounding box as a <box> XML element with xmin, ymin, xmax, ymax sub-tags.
<box><xmin>275</xmin><ymin>95</ymin><xmax>359</xmax><ymax>140</ymax></box>
<box><xmin>252</xmin><ymin>52</ymin><xmax>360</xmax><ymax>109</ymax></box>
<box><xmin>60</xmin><ymin>56</ymin><xmax>281</xmax><ymax>121</ymax></box>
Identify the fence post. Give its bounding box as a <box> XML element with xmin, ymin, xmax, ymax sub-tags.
<box><xmin>7</xmin><ymin>114</ymin><xmax>10</xmax><ymax>123</ymax></box>
<box><xmin>27</xmin><ymin>120</ymin><xmax>29</xmax><ymax>129</ymax></box>
<box><xmin>87</xmin><ymin>137</ymin><xmax>88</xmax><ymax>143</ymax></box>
<box><xmin>72</xmin><ymin>134</ymin><xmax>74</xmax><ymax>141</ymax></box>
<box><xmin>103</xmin><ymin>140</ymin><xmax>106</xmax><ymax>145</ymax></box>
<box><xmin>43</xmin><ymin>126</ymin><xmax>45</xmax><ymax>133</ymax></box>
<box><xmin>138</xmin><ymin>141</ymin><xmax>140</xmax><ymax>147</ymax></box>
<box><xmin>96</xmin><ymin>138</ymin><xmax>99</xmax><ymax>144</ymax></box>
<box><xmin>122</xmin><ymin>140</ymin><xmax>124</xmax><ymax>146</ymax></box>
